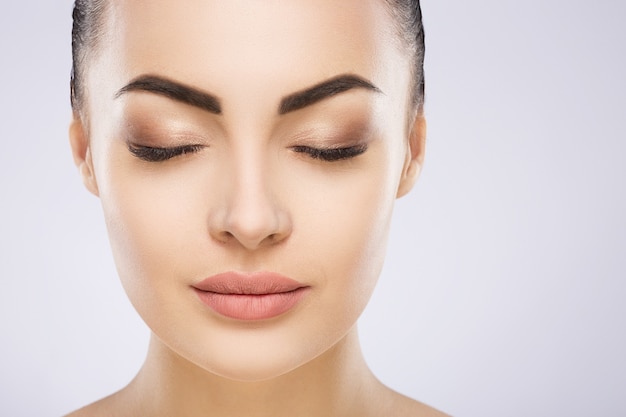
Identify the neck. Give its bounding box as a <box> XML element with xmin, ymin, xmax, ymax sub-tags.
<box><xmin>121</xmin><ymin>327</ymin><xmax>384</xmax><ymax>417</ymax></box>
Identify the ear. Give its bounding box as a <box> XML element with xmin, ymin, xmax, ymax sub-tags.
<box><xmin>69</xmin><ymin>114</ymin><xmax>100</xmax><ymax>196</ymax></box>
<box><xmin>396</xmin><ymin>113</ymin><xmax>426</xmax><ymax>198</ymax></box>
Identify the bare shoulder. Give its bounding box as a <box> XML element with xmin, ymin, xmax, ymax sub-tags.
<box><xmin>63</xmin><ymin>393</ymin><xmax>121</xmax><ymax>417</ymax></box>
<box><xmin>383</xmin><ymin>388</ymin><xmax>451</xmax><ymax>417</ymax></box>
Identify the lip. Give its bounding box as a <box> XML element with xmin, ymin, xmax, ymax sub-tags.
<box><xmin>192</xmin><ymin>272</ymin><xmax>310</xmax><ymax>321</ymax></box>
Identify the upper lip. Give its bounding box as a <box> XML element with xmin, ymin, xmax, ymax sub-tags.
<box><xmin>192</xmin><ymin>271</ymin><xmax>306</xmax><ymax>295</ymax></box>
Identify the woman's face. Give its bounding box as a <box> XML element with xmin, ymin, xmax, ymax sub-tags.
<box><xmin>72</xmin><ymin>0</ymin><xmax>423</xmax><ymax>381</ymax></box>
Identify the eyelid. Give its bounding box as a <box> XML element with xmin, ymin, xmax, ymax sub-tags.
<box><xmin>125</xmin><ymin>128</ymin><xmax>208</xmax><ymax>145</ymax></box>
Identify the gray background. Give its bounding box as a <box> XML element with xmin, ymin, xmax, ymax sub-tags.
<box><xmin>1</xmin><ymin>1</ymin><xmax>625</xmax><ymax>416</ymax></box>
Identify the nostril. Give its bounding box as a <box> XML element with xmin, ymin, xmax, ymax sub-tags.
<box><xmin>266</xmin><ymin>233</ymin><xmax>284</xmax><ymax>244</ymax></box>
<box><xmin>215</xmin><ymin>230</ymin><xmax>235</xmax><ymax>243</ymax></box>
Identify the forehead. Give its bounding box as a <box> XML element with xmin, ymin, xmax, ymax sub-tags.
<box><xmin>98</xmin><ymin>0</ymin><xmax>402</xmax><ymax>97</ymax></box>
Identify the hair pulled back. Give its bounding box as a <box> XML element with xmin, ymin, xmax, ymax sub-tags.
<box><xmin>70</xmin><ymin>0</ymin><xmax>425</xmax><ymax>110</ymax></box>
<box><xmin>70</xmin><ymin>0</ymin><xmax>108</xmax><ymax>110</ymax></box>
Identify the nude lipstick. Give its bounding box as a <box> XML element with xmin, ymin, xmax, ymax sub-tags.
<box><xmin>192</xmin><ymin>272</ymin><xmax>309</xmax><ymax>320</ymax></box>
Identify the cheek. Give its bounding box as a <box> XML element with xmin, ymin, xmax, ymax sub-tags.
<box><xmin>286</xmin><ymin>157</ymin><xmax>399</xmax><ymax>322</ymax></box>
<box><xmin>96</xmin><ymin>151</ymin><xmax>209</xmax><ymax>315</ymax></box>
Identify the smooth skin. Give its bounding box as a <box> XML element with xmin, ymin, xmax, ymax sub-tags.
<box><xmin>68</xmin><ymin>0</ymin><xmax>446</xmax><ymax>416</ymax></box>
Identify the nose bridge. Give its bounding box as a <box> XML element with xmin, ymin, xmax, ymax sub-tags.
<box><xmin>216</xmin><ymin>140</ymin><xmax>289</xmax><ymax>249</ymax></box>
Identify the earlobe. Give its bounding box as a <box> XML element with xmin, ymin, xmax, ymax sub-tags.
<box><xmin>69</xmin><ymin>115</ymin><xmax>100</xmax><ymax>196</ymax></box>
<box><xmin>396</xmin><ymin>114</ymin><xmax>426</xmax><ymax>198</ymax></box>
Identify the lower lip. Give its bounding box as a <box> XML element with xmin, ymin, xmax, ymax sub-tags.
<box><xmin>194</xmin><ymin>287</ymin><xmax>309</xmax><ymax>321</ymax></box>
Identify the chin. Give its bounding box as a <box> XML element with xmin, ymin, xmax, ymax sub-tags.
<box><xmin>193</xmin><ymin>347</ymin><xmax>311</xmax><ymax>383</ymax></box>
<box><xmin>155</xmin><ymin>321</ymin><xmax>326</xmax><ymax>383</ymax></box>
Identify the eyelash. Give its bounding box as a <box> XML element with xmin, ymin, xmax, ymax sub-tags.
<box><xmin>291</xmin><ymin>144</ymin><xmax>368</xmax><ymax>162</ymax></box>
<box><xmin>127</xmin><ymin>143</ymin><xmax>368</xmax><ymax>163</ymax></box>
<box><xmin>127</xmin><ymin>143</ymin><xmax>204</xmax><ymax>162</ymax></box>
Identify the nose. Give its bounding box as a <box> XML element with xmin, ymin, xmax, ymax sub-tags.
<box><xmin>209</xmin><ymin>153</ymin><xmax>291</xmax><ymax>251</ymax></box>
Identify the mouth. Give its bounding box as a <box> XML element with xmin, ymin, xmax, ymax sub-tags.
<box><xmin>192</xmin><ymin>271</ymin><xmax>310</xmax><ymax>321</ymax></box>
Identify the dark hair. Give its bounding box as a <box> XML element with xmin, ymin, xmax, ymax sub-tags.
<box><xmin>70</xmin><ymin>0</ymin><xmax>425</xmax><ymax>111</ymax></box>
<box><xmin>383</xmin><ymin>0</ymin><xmax>426</xmax><ymax>109</ymax></box>
<box><xmin>70</xmin><ymin>0</ymin><xmax>108</xmax><ymax>111</ymax></box>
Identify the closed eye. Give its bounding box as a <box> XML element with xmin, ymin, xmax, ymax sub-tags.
<box><xmin>127</xmin><ymin>143</ymin><xmax>205</xmax><ymax>162</ymax></box>
<box><xmin>291</xmin><ymin>144</ymin><xmax>368</xmax><ymax>162</ymax></box>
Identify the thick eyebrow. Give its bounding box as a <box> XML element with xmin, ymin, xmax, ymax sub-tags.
<box><xmin>279</xmin><ymin>74</ymin><xmax>383</xmax><ymax>115</ymax></box>
<box><xmin>115</xmin><ymin>75</ymin><xmax>222</xmax><ymax>114</ymax></box>
<box><xmin>115</xmin><ymin>73</ymin><xmax>382</xmax><ymax>116</ymax></box>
